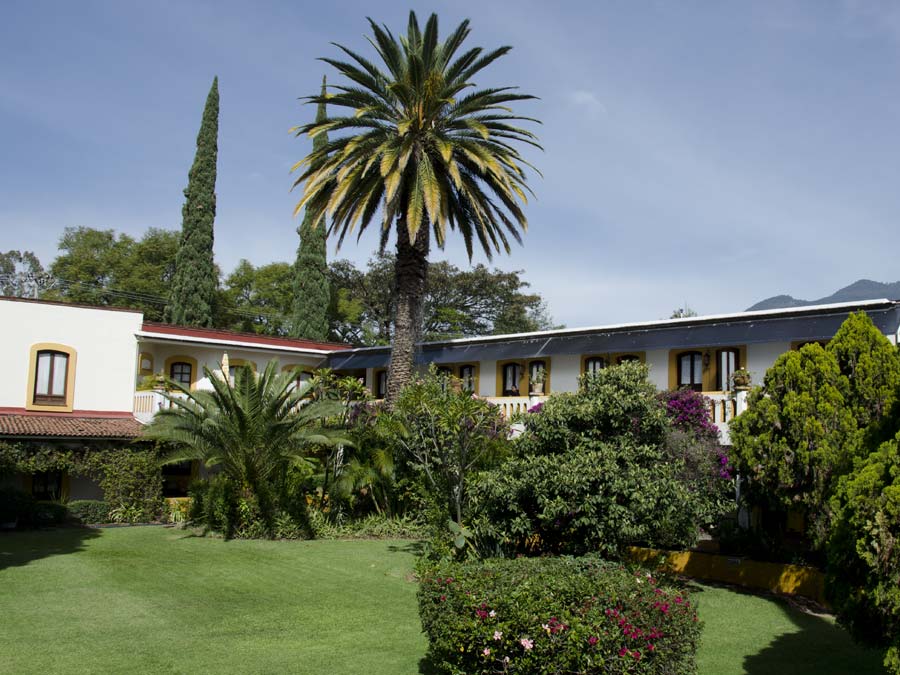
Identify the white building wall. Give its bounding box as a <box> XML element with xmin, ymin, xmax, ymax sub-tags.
<box><xmin>550</xmin><ymin>354</ymin><xmax>581</xmax><ymax>393</ymax></box>
<box><xmin>137</xmin><ymin>342</ymin><xmax>325</xmax><ymax>389</ymax></box>
<box><xmin>478</xmin><ymin>360</ymin><xmax>497</xmax><ymax>397</ymax></box>
<box><xmin>746</xmin><ymin>342</ymin><xmax>792</xmax><ymax>385</ymax></box>
<box><xmin>0</xmin><ymin>300</ymin><xmax>143</xmax><ymax>412</ymax></box>
<box><xmin>644</xmin><ymin>349</ymin><xmax>670</xmax><ymax>390</ymax></box>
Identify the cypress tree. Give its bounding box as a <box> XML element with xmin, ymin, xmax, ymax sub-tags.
<box><xmin>166</xmin><ymin>77</ymin><xmax>219</xmax><ymax>327</ymax></box>
<box><xmin>290</xmin><ymin>76</ymin><xmax>331</xmax><ymax>341</ymax></box>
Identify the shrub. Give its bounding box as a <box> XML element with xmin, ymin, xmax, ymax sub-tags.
<box><xmin>381</xmin><ymin>367</ymin><xmax>509</xmax><ymax>525</ymax></box>
<box><xmin>472</xmin><ymin>363</ymin><xmax>730</xmax><ymax>556</ymax></box>
<box><xmin>827</xmin><ymin>432</ymin><xmax>900</xmax><ymax>674</ymax></box>
<box><xmin>307</xmin><ymin>509</ymin><xmax>426</xmax><ymax>539</ymax></box>
<box><xmin>86</xmin><ymin>448</ymin><xmax>164</xmax><ymax>523</ymax></box>
<box><xmin>0</xmin><ymin>487</ymin><xmax>35</xmax><ymax>526</ymax></box>
<box><xmin>68</xmin><ymin>500</ymin><xmax>110</xmax><ymax>524</ymax></box>
<box><xmin>418</xmin><ymin>556</ymin><xmax>701</xmax><ymax>675</ymax></box>
<box><xmin>30</xmin><ymin>500</ymin><xmax>67</xmax><ymax>526</ymax></box>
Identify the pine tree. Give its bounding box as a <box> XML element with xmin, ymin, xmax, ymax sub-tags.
<box><xmin>290</xmin><ymin>76</ymin><xmax>331</xmax><ymax>340</ymax></box>
<box><xmin>166</xmin><ymin>77</ymin><xmax>219</xmax><ymax>327</ymax></box>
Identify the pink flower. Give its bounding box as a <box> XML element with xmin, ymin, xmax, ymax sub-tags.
<box><xmin>520</xmin><ymin>638</ymin><xmax>534</xmax><ymax>650</ymax></box>
<box><xmin>618</xmin><ymin>647</ymin><xmax>628</xmax><ymax>657</ymax></box>
<box><xmin>483</xmin><ymin>647</ymin><xmax>491</xmax><ymax>656</ymax></box>
<box><xmin>493</xmin><ymin>631</ymin><xmax>503</xmax><ymax>641</ymax></box>
<box><xmin>588</xmin><ymin>636</ymin><xmax>598</xmax><ymax>646</ymax></box>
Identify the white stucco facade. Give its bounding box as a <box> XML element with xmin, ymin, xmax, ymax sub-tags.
<box><xmin>0</xmin><ymin>300</ymin><xmax>143</xmax><ymax>412</ymax></box>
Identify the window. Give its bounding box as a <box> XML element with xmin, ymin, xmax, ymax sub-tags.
<box><xmin>34</xmin><ymin>350</ymin><xmax>69</xmax><ymax>405</ymax></box>
<box><xmin>502</xmin><ymin>363</ymin><xmax>522</xmax><ymax>396</ymax></box>
<box><xmin>459</xmin><ymin>365</ymin><xmax>476</xmax><ymax>393</ymax></box>
<box><xmin>529</xmin><ymin>360</ymin><xmax>547</xmax><ymax>393</ymax></box>
<box><xmin>376</xmin><ymin>370</ymin><xmax>387</xmax><ymax>399</ymax></box>
<box><xmin>170</xmin><ymin>362</ymin><xmax>192</xmax><ymax>387</ymax></box>
<box><xmin>617</xmin><ymin>354</ymin><xmax>640</xmax><ymax>364</ymax></box>
<box><xmin>717</xmin><ymin>349</ymin><xmax>739</xmax><ymax>391</ymax></box>
<box><xmin>32</xmin><ymin>471</ymin><xmax>63</xmax><ymax>500</ymax></box>
<box><xmin>678</xmin><ymin>351</ymin><xmax>703</xmax><ymax>392</ymax></box>
<box><xmin>584</xmin><ymin>356</ymin><xmax>606</xmax><ymax>375</ymax></box>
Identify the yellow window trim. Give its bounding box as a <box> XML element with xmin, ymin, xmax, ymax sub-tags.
<box><xmin>495</xmin><ymin>358</ymin><xmax>551</xmax><ymax>396</ymax></box>
<box><xmin>26</xmin><ymin>343</ymin><xmax>77</xmax><ymax>412</ymax></box>
<box><xmin>667</xmin><ymin>346</ymin><xmax>747</xmax><ymax>393</ymax></box>
<box><xmin>164</xmin><ymin>355</ymin><xmax>199</xmax><ymax>390</ymax></box>
<box><xmin>137</xmin><ymin>351</ymin><xmax>154</xmax><ymax>376</ymax></box>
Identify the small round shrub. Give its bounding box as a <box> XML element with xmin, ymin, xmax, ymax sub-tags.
<box><xmin>418</xmin><ymin>555</ymin><xmax>701</xmax><ymax>675</ymax></box>
<box><xmin>68</xmin><ymin>500</ymin><xmax>110</xmax><ymax>524</ymax></box>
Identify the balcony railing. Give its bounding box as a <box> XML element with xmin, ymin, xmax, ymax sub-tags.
<box><xmin>135</xmin><ymin>389</ymin><xmax>750</xmax><ymax>442</ymax></box>
<box><xmin>133</xmin><ymin>390</ymin><xmax>188</xmax><ymax>424</ymax></box>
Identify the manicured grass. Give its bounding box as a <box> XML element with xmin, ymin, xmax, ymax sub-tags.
<box><xmin>0</xmin><ymin>527</ymin><xmax>887</xmax><ymax>674</ymax></box>
<box><xmin>0</xmin><ymin>527</ymin><xmax>426</xmax><ymax>674</ymax></box>
<box><xmin>694</xmin><ymin>583</ymin><xmax>886</xmax><ymax>674</ymax></box>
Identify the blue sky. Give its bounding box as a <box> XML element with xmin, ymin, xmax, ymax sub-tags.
<box><xmin>2</xmin><ymin>1</ymin><xmax>899</xmax><ymax>327</ymax></box>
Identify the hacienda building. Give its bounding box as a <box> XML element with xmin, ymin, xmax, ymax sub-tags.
<box><xmin>2</xmin><ymin>295</ymin><xmax>898</xmax><ymax>502</ymax></box>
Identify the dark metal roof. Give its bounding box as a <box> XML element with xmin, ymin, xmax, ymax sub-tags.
<box><xmin>328</xmin><ymin>301</ymin><xmax>900</xmax><ymax>371</ymax></box>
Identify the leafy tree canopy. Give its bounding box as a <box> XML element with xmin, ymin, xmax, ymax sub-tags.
<box><xmin>42</xmin><ymin>226</ymin><xmax>179</xmax><ymax>321</ymax></box>
<box><xmin>0</xmin><ymin>250</ymin><xmax>47</xmax><ymax>298</ymax></box>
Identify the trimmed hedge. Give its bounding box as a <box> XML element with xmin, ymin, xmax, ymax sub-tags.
<box><xmin>418</xmin><ymin>556</ymin><xmax>701</xmax><ymax>675</ymax></box>
<box><xmin>68</xmin><ymin>500</ymin><xmax>110</xmax><ymax>524</ymax></box>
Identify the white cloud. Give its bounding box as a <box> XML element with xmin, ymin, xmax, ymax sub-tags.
<box><xmin>568</xmin><ymin>89</ymin><xmax>606</xmax><ymax>116</ymax></box>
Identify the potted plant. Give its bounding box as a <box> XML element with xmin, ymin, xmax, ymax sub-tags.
<box><xmin>530</xmin><ymin>366</ymin><xmax>546</xmax><ymax>395</ymax></box>
<box><xmin>731</xmin><ymin>368</ymin><xmax>752</xmax><ymax>389</ymax></box>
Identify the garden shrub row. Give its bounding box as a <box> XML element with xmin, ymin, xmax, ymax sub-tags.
<box><xmin>67</xmin><ymin>499</ymin><xmax>110</xmax><ymax>524</ymax></box>
<box><xmin>418</xmin><ymin>555</ymin><xmax>701</xmax><ymax>675</ymax></box>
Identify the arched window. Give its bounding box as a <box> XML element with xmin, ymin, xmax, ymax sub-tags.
<box><xmin>169</xmin><ymin>361</ymin><xmax>193</xmax><ymax>387</ymax></box>
<box><xmin>458</xmin><ymin>365</ymin><xmax>476</xmax><ymax>393</ymax></box>
<box><xmin>617</xmin><ymin>354</ymin><xmax>640</xmax><ymax>364</ymax></box>
<box><xmin>34</xmin><ymin>350</ymin><xmax>69</xmax><ymax>405</ymax></box>
<box><xmin>584</xmin><ymin>356</ymin><xmax>606</xmax><ymax>375</ymax></box>
<box><xmin>528</xmin><ymin>360</ymin><xmax>547</xmax><ymax>393</ymax></box>
<box><xmin>716</xmin><ymin>348</ymin><xmax>739</xmax><ymax>391</ymax></box>
<box><xmin>677</xmin><ymin>351</ymin><xmax>703</xmax><ymax>392</ymax></box>
<box><xmin>502</xmin><ymin>363</ymin><xmax>522</xmax><ymax>396</ymax></box>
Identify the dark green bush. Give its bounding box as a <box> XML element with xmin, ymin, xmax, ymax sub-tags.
<box><xmin>86</xmin><ymin>448</ymin><xmax>163</xmax><ymax>523</ymax></box>
<box><xmin>31</xmin><ymin>501</ymin><xmax>68</xmax><ymax>526</ymax></box>
<box><xmin>190</xmin><ymin>474</ymin><xmax>239</xmax><ymax>538</ymax></box>
<box><xmin>68</xmin><ymin>500</ymin><xmax>110</xmax><ymax>524</ymax></box>
<box><xmin>827</xmin><ymin>432</ymin><xmax>900</xmax><ymax>674</ymax></box>
<box><xmin>418</xmin><ymin>556</ymin><xmax>701</xmax><ymax>675</ymax></box>
<box><xmin>0</xmin><ymin>487</ymin><xmax>35</xmax><ymax>526</ymax></box>
<box><xmin>471</xmin><ymin>363</ymin><xmax>730</xmax><ymax>557</ymax></box>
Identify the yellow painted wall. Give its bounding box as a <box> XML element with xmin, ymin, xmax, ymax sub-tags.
<box><xmin>628</xmin><ymin>546</ymin><xmax>827</xmax><ymax>606</ymax></box>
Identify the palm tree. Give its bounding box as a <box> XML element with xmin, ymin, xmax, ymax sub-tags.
<box><xmin>144</xmin><ymin>360</ymin><xmax>348</xmax><ymax>529</ymax></box>
<box><xmin>291</xmin><ymin>11</ymin><xmax>540</xmax><ymax>405</ymax></box>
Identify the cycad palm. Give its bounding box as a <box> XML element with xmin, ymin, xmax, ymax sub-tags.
<box><xmin>292</xmin><ymin>11</ymin><xmax>540</xmax><ymax>404</ymax></box>
<box><xmin>144</xmin><ymin>360</ymin><xmax>347</xmax><ymax>527</ymax></box>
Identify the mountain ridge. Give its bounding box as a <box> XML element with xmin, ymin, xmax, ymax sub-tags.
<box><xmin>747</xmin><ymin>279</ymin><xmax>900</xmax><ymax>312</ymax></box>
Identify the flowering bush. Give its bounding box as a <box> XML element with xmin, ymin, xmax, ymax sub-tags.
<box><xmin>418</xmin><ymin>555</ymin><xmax>701</xmax><ymax>674</ymax></box>
<box><xmin>658</xmin><ymin>388</ymin><xmax>719</xmax><ymax>443</ymax></box>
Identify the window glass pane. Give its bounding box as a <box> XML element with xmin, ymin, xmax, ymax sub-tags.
<box><xmin>679</xmin><ymin>355</ymin><xmax>691</xmax><ymax>385</ymax></box>
<box><xmin>51</xmin><ymin>354</ymin><xmax>67</xmax><ymax>395</ymax></box>
<box><xmin>377</xmin><ymin>371</ymin><xmax>387</xmax><ymax>397</ymax></box>
<box><xmin>693</xmin><ymin>356</ymin><xmax>702</xmax><ymax>385</ymax></box>
<box><xmin>459</xmin><ymin>366</ymin><xmax>474</xmax><ymax>392</ymax></box>
<box><xmin>35</xmin><ymin>352</ymin><xmax>52</xmax><ymax>395</ymax></box>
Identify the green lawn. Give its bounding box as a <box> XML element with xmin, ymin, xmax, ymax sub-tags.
<box><xmin>0</xmin><ymin>527</ymin><xmax>886</xmax><ymax>674</ymax></box>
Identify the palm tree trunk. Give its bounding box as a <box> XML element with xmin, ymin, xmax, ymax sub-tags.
<box><xmin>385</xmin><ymin>219</ymin><xmax>430</xmax><ymax>407</ymax></box>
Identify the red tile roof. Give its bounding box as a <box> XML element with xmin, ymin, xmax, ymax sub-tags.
<box><xmin>140</xmin><ymin>322</ymin><xmax>351</xmax><ymax>352</ymax></box>
<box><xmin>0</xmin><ymin>412</ymin><xmax>144</xmax><ymax>439</ymax></box>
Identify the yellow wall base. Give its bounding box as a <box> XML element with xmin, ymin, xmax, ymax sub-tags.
<box><xmin>627</xmin><ymin>546</ymin><xmax>827</xmax><ymax>607</ymax></box>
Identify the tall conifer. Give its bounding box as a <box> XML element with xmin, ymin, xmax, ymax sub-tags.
<box><xmin>290</xmin><ymin>77</ymin><xmax>331</xmax><ymax>340</ymax></box>
<box><xmin>166</xmin><ymin>77</ymin><xmax>219</xmax><ymax>327</ymax></box>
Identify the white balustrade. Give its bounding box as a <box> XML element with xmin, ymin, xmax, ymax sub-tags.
<box><xmin>133</xmin><ymin>390</ymin><xmax>188</xmax><ymax>424</ymax></box>
<box><xmin>702</xmin><ymin>390</ymin><xmax>749</xmax><ymax>445</ymax></box>
<box><xmin>484</xmin><ymin>396</ymin><xmax>546</xmax><ymax>419</ymax></box>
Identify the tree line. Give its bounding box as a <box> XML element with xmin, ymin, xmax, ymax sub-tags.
<box><xmin>0</xmin><ymin>227</ymin><xmax>556</xmax><ymax>346</ymax></box>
